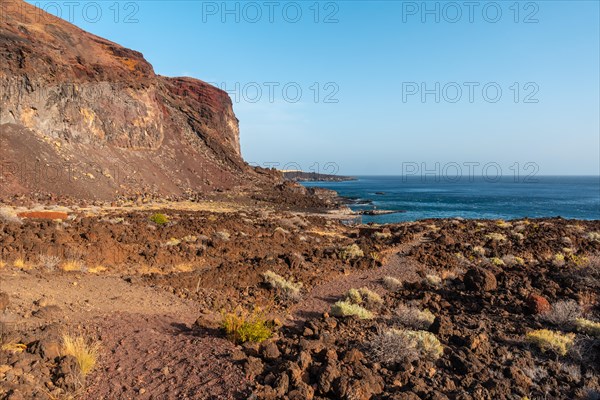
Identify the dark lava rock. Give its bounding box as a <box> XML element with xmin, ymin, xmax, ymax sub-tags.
<box><xmin>261</xmin><ymin>341</ymin><xmax>281</xmax><ymax>360</ymax></box>
<box><xmin>464</xmin><ymin>268</ymin><xmax>497</xmax><ymax>292</ymax></box>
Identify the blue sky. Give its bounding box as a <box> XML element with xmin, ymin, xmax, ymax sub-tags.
<box><xmin>28</xmin><ymin>1</ymin><xmax>600</xmax><ymax>175</ymax></box>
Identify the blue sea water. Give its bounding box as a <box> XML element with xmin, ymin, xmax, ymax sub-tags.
<box><xmin>302</xmin><ymin>176</ymin><xmax>600</xmax><ymax>223</ymax></box>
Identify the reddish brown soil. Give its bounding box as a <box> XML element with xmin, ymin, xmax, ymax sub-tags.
<box><xmin>16</xmin><ymin>212</ymin><xmax>68</xmax><ymax>220</ymax></box>
<box><xmin>1</xmin><ymin>212</ymin><xmax>599</xmax><ymax>399</ymax></box>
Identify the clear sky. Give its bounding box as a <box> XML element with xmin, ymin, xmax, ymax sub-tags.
<box><xmin>27</xmin><ymin>1</ymin><xmax>600</xmax><ymax>176</ymax></box>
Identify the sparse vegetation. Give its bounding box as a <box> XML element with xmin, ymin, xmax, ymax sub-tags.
<box><xmin>526</xmin><ymin>329</ymin><xmax>575</xmax><ymax>356</ymax></box>
<box><xmin>586</xmin><ymin>232</ymin><xmax>600</xmax><ymax>242</ymax></box>
<box><xmin>502</xmin><ymin>255</ymin><xmax>525</xmax><ymax>267</ymax></box>
<box><xmin>0</xmin><ymin>208</ymin><xmax>21</xmax><ymax>224</ymax></box>
<box><xmin>382</xmin><ymin>276</ymin><xmax>402</xmax><ymax>291</ymax></box>
<box><xmin>490</xmin><ymin>257</ymin><xmax>505</xmax><ymax>266</ymax></box>
<box><xmin>13</xmin><ymin>258</ymin><xmax>28</xmax><ymax>270</ymax></box>
<box><xmin>215</xmin><ymin>231</ymin><xmax>231</xmax><ymax>241</ymax></box>
<box><xmin>149</xmin><ymin>213</ymin><xmax>169</xmax><ymax>225</ymax></box>
<box><xmin>424</xmin><ymin>273</ymin><xmax>442</xmax><ymax>286</ymax></box>
<box><xmin>540</xmin><ymin>300</ymin><xmax>581</xmax><ymax>326</ymax></box>
<box><xmin>61</xmin><ymin>260</ymin><xmax>84</xmax><ymax>272</ymax></box>
<box><xmin>221</xmin><ymin>307</ymin><xmax>273</xmax><ymax>344</ymax></box>
<box><xmin>61</xmin><ymin>334</ymin><xmax>100</xmax><ymax>376</ymax></box>
<box><xmin>165</xmin><ymin>237</ymin><xmax>181</xmax><ymax>246</ymax></box>
<box><xmin>1</xmin><ymin>342</ymin><xmax>27</xmax><ymax>353</ymax></box>
<box><xmin>395</xmin><ymin>305</ymin><xmax>436</xmax><ymax>330</ymax></box>
<box><xmin>574</xmin><ymin>318</ymin><xmax>600</xmax><ymax>337</ymax></box>
<box><xmin>87</xmin><ymin>265</ymin><xmax>107</xmax><ymax>274</ymax></box>
<box><xmin>343</xmin><ymin>287</ymin><xmax>383</xmax><ymax>309</ymax></box>
<box><xmin>495</xmin><ymin>220</ymin><xmax>512</xmax><ymax>228</ymax></box>
<box><xmin>485</xmin><ymin>233</ymin><xmax>507</xmax><ymax>242</ymax></box>
<box><xmin>373</xmin><ymin>231</ymin><xmax>392</xmax><ymax>240</ymax></box>
<box><xmin>473</xmin><ymin>246</ymin><xmax>486</xmax><ymax>256</ymax></box>
<box><xmin>182</xmin><ymin>235</ymin><xmax>198</xmax><ymax>243</ymax></box>
<box><xmin>346</xmin><ymin>288</ymin><xmax>362</xmax><ymax>304</ymax></box>
<box><xmin>262</xmin><ymin>270</ymin><xmax>302</xmax><ymax>301</ymax></box>
<box><xmin>38</xmin><ymin>254</ymin><xmax>61</xmax><ymax>272</ymax></box>
<box><xmin>338</xmin><ymin>244</ymin><xmax>364</xmax><ymax>260</ymax></box>
<box><xmin>330</xmin><ymin>300</ymin><xmax>374</xmax><ymax>319</ymax></box>
<box><xmin>370</xmin><ymin>329</ymin><xmax>443</xmax><ymax>365</ymax></box>
<box><xmin>553</xmin><ymin>253</ymin><xmax>566</xmax><ymax>267</ymax></box>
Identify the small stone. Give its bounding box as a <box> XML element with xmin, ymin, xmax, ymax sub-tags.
<box><xmin>139</xmin><ymin>388</ymin><xmax>146</xmax><ymax>394</ymax></box>
<box><xmin>161</xmin><ymin>366</ymin><xmax>170</xmax><ymax>375</ymax></box>
<box><xmin>261</xmin><ymin>341</ymin><xmax>281</xmax><ymax>360</ymax></box>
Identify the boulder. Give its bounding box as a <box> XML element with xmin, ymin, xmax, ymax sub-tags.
<box><xmin>464</xmin><ymin>268</ymin><xmax>497</xmax><ymax>292</ymax></box>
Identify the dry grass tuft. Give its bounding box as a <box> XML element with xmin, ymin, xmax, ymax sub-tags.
<box><xmin>87</xmin><ymin>265</ymin><xmax>107</xmax><ymax>274</ymax></box>
<box><xmin>13</xmin><ymin>258</ymin><xmax>30</xmax><ymax>270</ymax></box>
<box><xmin>61</xmin><ymin>334</ymin><xmax>100</xmax><ymax>376</ymax></box>
<box><xmin>61</xmin><ymin>260</ymin><xmax>84</xmax><ymax>272</ymax></box>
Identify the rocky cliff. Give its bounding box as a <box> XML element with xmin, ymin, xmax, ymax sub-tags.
<box><xmin>0</xmin><ymin>0</ymin><xmax>269</xmax><ymax>200</ymax></box>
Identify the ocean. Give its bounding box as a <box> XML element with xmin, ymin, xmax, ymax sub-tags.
<box><xmin>302</xmin><ymin>176</ymin><xmax>600</xmax><ymax>223</ymax></box>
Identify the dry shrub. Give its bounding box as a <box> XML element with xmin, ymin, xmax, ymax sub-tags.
<box><xmin>262</xmin><ymin>270</ymin><xmax>302</xmax><ymax>301</ymax></box>
<box><xmin>526</xmin><ymin>329</ymin><xmax>575</xmax><ymax>356</ymax></box>
<box><xmin>382</xmin><ymin>276</ymin><xmax>402</xmax><ymax>291</ymax></box>
<box><xmin>395</xmin><ymin>305</ymin><xmax>435</xmax><ymax>330</ymax></box>
<box><xmin>338</xmin><ymin>244</ymin><xmax>364</xmax><ymax>260</ymax></box>
<box><xmin>540</xmin><ymin>300</ymin><xmax>581</xmax><ymax>326</ymax></box>
<box><xmin>330</xmin><ymin>301</ymin><xmax>373</xmax><ymax>319</ymax></box>
<box><xmin>369</xmin><ymin>329</ymin><xmax>443</xmax><ymax>366</ymax></box>
<box><xmin>38</xmin><ymin>254</ymin><xmax>61</xmax><ymax>272</ymax></box>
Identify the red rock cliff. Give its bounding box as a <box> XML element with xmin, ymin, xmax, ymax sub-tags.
<box><xmin>0</xmin><ymin>0</ymin><xmax>256</xmax><ymax>199</ymax></box>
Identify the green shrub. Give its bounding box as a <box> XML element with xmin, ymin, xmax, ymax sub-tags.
<box><xmin>221</xmin><ymin>307</ymin><xmax>273</xmax><ymax>344</ymax></box>
<box><xmin>149</xmin><ymin>213</ymin><xmax>169</xmax><ymax>225</ymax></box>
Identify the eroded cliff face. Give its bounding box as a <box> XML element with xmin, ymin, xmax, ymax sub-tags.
<box><xmin>0</xmin><ymin>0</ymin><xmax>252</xmax><ymax>199</ymax></box>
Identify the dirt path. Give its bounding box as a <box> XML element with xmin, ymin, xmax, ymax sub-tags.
<box><xmin>289</xmin><ymin>234</ymin><xmax>427</xmax><ymax>323</ymax></box>
<box><xmin>0</xmin><ymin>272</ymin><xmax>248</xmax><ymax>399</ymax></box>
